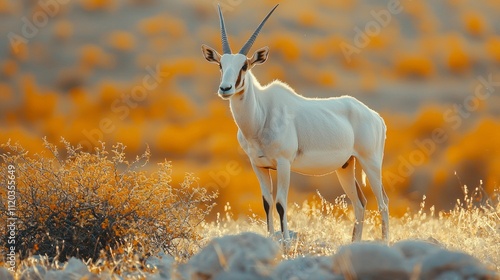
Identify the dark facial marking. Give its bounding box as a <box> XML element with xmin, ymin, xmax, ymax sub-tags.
<box><xmin>236</xmin><ymin>80</ymin><xmax>246</xmax><ymax>100</ymax></box>
<box><xmin>235</xmin><ymin>72</ymin><xmax>242</xmax><ymax>89</ymax></box>
<box><xmin>235</xmin><ymin>64</ymin><xmax>247</xmax><ymax>89</ymax></box>
<box><xmin>276</xmin><ymin>202</ymin><xmax>285</xmax><ymax>232</ymax></box>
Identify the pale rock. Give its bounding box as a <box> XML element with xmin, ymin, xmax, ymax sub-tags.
<box><xmin>393</xmin><ymin>239</ymin><xmax>441</xmax><ymax>269</ymax></box>
<box><xmin>273</xmin><ymin>256</ymin><xmax>340</xmax><ymax>280</ymax></box>
<box><xmin>0</xmin><ymin>267</ymin><xmax>14</xmax><ymax>280</ymax></box>
<box><xmin>419</xmin><ymin>249</ymin><xmax>498</xmax><ymax>280</ymax></box>
<box><xmin>214</xmin><ymin>271</ymin><xmax>273</xmax><ymax>280</ymax></box>
<box><xmin>182</xmin><ymin>232</ymin><xmax>279</xmax><ymax>279</ymax></box>
<box><xmin>393</xmin><ymin>239</ymin><xmax>441</xmax><ymax>259</ymax></box>
<box><xmin>63</xmin><ymin>257</ymin><xmax>90</xmax><ymax>277</ymax></box>
<box><xmin>43</xmin><ymin>270</ymin><xmax>67</xmax><ymax>280</ymax></box>
<box><xmin>332</xmin><ymin>242</ymin><xmax>410</xmax><ymax>280</ymax></box>
<box><xmin>146</xmin><ymin>252</ymin><xmax>174</xmax><ymax>279</ymax></box>
<box><xmin>20</xmin><ymin>264</ymin><xmax>46</xmax><ymax>280</ymax></box>
<box><xmin>145</xmin><ymin>256</ymin><xmax>162</xmax><ymax>269</ymax></box>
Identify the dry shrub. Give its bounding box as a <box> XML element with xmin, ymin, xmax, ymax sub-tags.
<box><xmin>271</xmin><ymin>35</ymin><xmax>300</xmax><ymax>62</ymax></box>
<box><xmin>0</xmin><ymin>139</ymin><xmax>217</xmax><ymax>261</ymax></box>
<box><xmin>446</xmin><ymin>36</ymin><xmax>471</xmax><ymax>73</ymax></box>
<box><xmin>486</xmin><ymin>37</ymin><xmax>500</xmax><ymax>63</ymax></box>
<box><xmin>0</xmin><ymin>0</ymin><xmax>13</xmax><ymax>14</ymax></box>
<box><xmin>9</xmin><ymin>39</ymin><xmax>28</xmax><ymax>61</ymax></box>
<box><xmin>159</xmin><ymin>58</ymin><xmax>197</xmax><ymax>77</ymax></box>
<box><xmin>20</xmin><ymin>76</ymin><xmax>58</xmax><ymax>122</ymax></box>
<box><xmin>1</xmin><ymin>59</ymin><xmax>17</xmax><ymax>77</ymax></box>
<box><xmin>463</xmin><ymin>11</ymin><xmax>486</xmax><ymax>37</ymax></box>
<box><xmin>360</xmin><ymin>71</ymin><xmax>377</xmax><ymax>92</ymax></box>
<box><xmin>402</xmin><ymin>1</ymin><xmax>427</xmax><ymax>18</ymax></box>
<box><xmin>0</xmin><ymin>82</ymin><xmax>13</xmax><ymax>102</ymax></box>
<box><xmin>410</xmin><ymin>106</ymin><xmax>446</xmax><ymax>137</ymax></box>
<box><xmin>79</xmin><ymin>0</ymin><xmax>115</xmax><ymax>11</ymax></box>
<box><xmin>138</xmin><ymin>16</ymin><xmax>186</xmax><ymax>38</ymax></box>
<box><xmin>310</xmin><ymin>40</ymin><xmax>330</xmax><ymax>61</ymax></box>
<box><xmin>106</xmin><ymin>31</ymin><xmax>136</xmax><ymax>52</ymax></box>
<box><xmin>298</xmin><ymin>10</ymin><xmax>316</xmax><ymax>27</ymax></box>
<box><xmin>53</xmin><ymin>20</ymin><xmax>74</xmax><ymax>41</ymax></box>
<box><xmin>79</xmin><ymin>44</ymin><xmax>114</xmax><ymax>69</ymax></box>
<box><xmin>395</xmin><ymin>53</ymin><xmax>434</xmax><ymax>78</ymax></box>
<box><xmin>445</xmin><ymin>119</ymin><xmax>500</xmax><ymax>193</ymax></box>
<box><xmin>98</xmin><ymin>81</ymin><xmax>122</xmax><ymax>107</ymax></box>
<box><xmin>149</xmin><ymin>37</ymin><xmax>170</xmax><ymax>53</ymax></box>
<box><xmin>366</xmin><ymin>33</ymin><xmax>392</xmax><ymax>50</ymax></box>
<box><xmin>114</xmin><ymin>125</ymin><xmax>143</xmax><ymax>152</ymax></box>
<box><xmin>317</xmin><ymin>71</ymin><xmax>336</xmax><ymax>87</ymax></box>
<box><xmin>155</xmin><ymin>125</ymin><xmax>206</xmax><ymax>155</ymax></box>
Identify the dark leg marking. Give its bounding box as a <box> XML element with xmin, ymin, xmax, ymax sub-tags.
<box><xmin>235</xmin><ymin>69</ymin><xmax>243</xmax><ymax>88</ymax></box>
<box><xmin>342</xmin><ymin>161</ymin><xmax>349</xmax><ymax>169</ymax></box>
<box><xmin>263</xmin><ymin>196</ymin><xmax>270</xmax><ymax>216</ymax></box>
<box><xmin>263</xmin><ymin>196</ymin><xmax>271</xmax><ymax>231</ymax></box>
<box><xmin>276</xmin><ymin>202</ymin><xmax>285</xmax><ymax>232</ymax></box>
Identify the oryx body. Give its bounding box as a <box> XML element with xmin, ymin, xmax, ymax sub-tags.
<box><xmin>202</xmin><ymin>4</ymin><xmax>389</xmax><ymax>241</ymax></box>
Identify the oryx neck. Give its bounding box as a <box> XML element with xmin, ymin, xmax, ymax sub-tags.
<box><xmin>229</xmin><ymin>71</ymin><xmax>265</xmax><ymax>138</ymax></box>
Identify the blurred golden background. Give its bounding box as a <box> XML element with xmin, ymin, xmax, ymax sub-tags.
<box><xmin>1</xmin><ymin>0</ymin><xmax>499</xmax><ymax>218</ymax></box>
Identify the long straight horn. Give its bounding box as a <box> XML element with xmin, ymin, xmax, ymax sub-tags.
<box><xmin>218</xmin><ymin>4</ymin><xmax>232</xmax><ymax>54</ymax></box>
<box><xmin>239</xmin><ymin>4</ymin><xmax>279</xmax><ymax>55</ymax></box>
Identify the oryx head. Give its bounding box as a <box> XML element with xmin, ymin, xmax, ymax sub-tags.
<box><xmin>202</xmin><ymin>4</ymin><xmax>278</xmax><ymax>100</ymax></box>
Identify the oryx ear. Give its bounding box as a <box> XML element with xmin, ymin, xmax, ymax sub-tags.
<box><xmin>249</xmin><ymin>46</ymin><xmax>269</xmax><ymax>67</ymax></box>
<box><xmin>202</xmin><ymin>44</ymin><xmax>222</xmax><ymax>64</ymax></box>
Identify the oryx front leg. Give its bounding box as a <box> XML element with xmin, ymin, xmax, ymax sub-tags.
<box><xmin>276</xmin><ymin>159</ymin><xmax>291</xmax><ymax>240</ymax></box>
<box><xmin>252</xmin><ymin>164</ymin><xmax>274</xmax><ymax>235</ymax></box>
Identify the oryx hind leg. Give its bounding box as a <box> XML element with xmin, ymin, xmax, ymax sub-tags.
<box><xmin>357</xmin><ymin>156</ymin><xmax>389</xmax><ymax>241</ymax></box>
<box><xmin>337</xmin><ymin>156</ymin><xmax>365</xmax><ymax>242</ymax></box>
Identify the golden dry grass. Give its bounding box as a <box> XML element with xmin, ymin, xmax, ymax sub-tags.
<box><xmin>2</xmin><ymin>188</ymin><xmax>498</xmax><ymax>279</ymax></box>
<box><xmin>203</xmin><ymin>190</ymin><xmax>500</xmax><ymax>270</ymax></box>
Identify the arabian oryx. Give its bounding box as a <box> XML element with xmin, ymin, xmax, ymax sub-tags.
<box><xmin>201</xmin><ymin>4</ymin><xmax>389</xmax><ymax>242</ymax></box>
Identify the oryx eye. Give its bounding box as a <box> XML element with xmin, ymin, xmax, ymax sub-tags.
<box><xmin>241</xmin><ymin>62</ymin><xmax>248</xmax><ymax>71</ymax></box>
